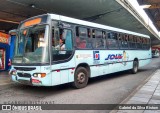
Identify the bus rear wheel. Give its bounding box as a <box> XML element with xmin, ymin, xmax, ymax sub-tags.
<box><xmin>72</xmin><ymin>67</ymin><xmax>89</xmax><ymax>89</ymax></box>
<box><xmin>131</xmin><ymin>60</ymin><xmax>138</xmax><ymax>74</ymax></box>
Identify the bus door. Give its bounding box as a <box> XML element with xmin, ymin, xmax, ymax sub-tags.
<box><xmin>52</xmin><ymin>22</ymin><xmax>74</xmax><ymax>85</ymax></box>
<box><xmin>0</xmin><ymin>48</ymin><xmax>5</xmax><ymax>70</ymax></box>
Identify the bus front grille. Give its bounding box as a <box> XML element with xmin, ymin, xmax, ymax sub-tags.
<box><xmin>14</xmin><ymin>67</ymin><xmax>36</xmax><ymax>71</ymax></box>
<box><xmin>17</xmin><ymin>73</ymin><xmax>31</xmax><ymax>78</ymax></box>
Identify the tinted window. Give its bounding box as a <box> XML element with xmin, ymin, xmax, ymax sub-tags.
<box><xmin>128</xmin><ymin>35</ymin><xmax>136</xmax><ymax>49</ymax></box>
<box><xmin>52</xmin><ymin>28</ymin><xmax>73</xmax><ymax>61</ymax></box>
<box><xmin>76</xmin><ymin>27</ymin><xmax>91</xmax><ymax>49</ymax></box>
<box><xmin>107</xmin><ymin>31</ymin><xmax>119</xmax><ymax>49</ymax></box>
<box><xmin>119</xmin><ymin>34</ymin><xmax>129</xmax><ymax>49</ymax></box>
<box><xmin>136</xmin><ymin>37</ymin><xmax>142</xmax><ymax>49</ymax></box>
<box><xmin>93</xmin><ymin>30</ymin><xmax>105</xmax><ymax>49</ymax></box>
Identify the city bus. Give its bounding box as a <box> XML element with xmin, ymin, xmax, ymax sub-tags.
<box><xmin>9</xmin><ymin>14</ymin><xmax>151</xmax><ymax>88</ymax></box>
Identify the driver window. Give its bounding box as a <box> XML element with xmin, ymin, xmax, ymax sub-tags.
<box><xmin>53</xmin><ymin>29</ymin><xmax>73</xmax><ymax>51</ymax></box>
<box><xmin>52</xmin><ymin>28</ymin><xmax>73</xmax><ymax>61</ymax></box>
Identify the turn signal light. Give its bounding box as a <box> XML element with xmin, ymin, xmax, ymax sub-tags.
<box><xmin>41</xmin><ymin>73</ymin><xmax>46</xmax><ymax>78</ymax></box>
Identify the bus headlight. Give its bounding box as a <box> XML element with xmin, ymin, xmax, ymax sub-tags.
<box><xmin>38</xmin><ymin>74</ymin><xmax>41</xmax><ymax>78</ymax></box>
<box><xmin>12</xmin><ymin>71</ymin><xmax>16</xmax><ymax>75</ymax></box>
<box><xmin>9</xmin><ymin>69</ymin><xmax>17</xmax><ymax>76</ymax></box>
<box><xmin>33</xmin><ymin>73</ymin><xmax>46</xmax><ymax>78</ymax></box>
<box><xmin>33</xmin><ymin>73</ymin><xmax>38</xmax><ymax>77</ymax></box>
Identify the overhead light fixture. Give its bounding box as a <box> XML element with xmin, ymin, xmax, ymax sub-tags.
<box><xmin>30</xmin><ymin>4</ymin><xmax>35</xmax><ymax>8</ymax></box>
<box><xmin>140</xmin><ymin>5</ymin><xmax>151</xmax><ymax>9</ymax></box>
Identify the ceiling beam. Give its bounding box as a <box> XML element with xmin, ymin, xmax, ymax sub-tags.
<box><xmin>0</xmin><ymin>19</ymin><xmax>19</xmax><ymax>24</ymax></box>
<box><xmin>143</xmin><ymin>0</ymin><xmax>160</xmax><ymax>4</ymax></box>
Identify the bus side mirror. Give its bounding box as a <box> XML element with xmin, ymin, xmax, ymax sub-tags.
<box><xmin>9</xmin><ymin>29</ymin><xmax>18</xmax><ymax>36</ymax></box>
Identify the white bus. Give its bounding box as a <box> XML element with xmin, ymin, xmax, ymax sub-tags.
<box><xmin>10</xmin><ymin>14</ymin><xmax>151</xmax><ymax>88</ymax></box>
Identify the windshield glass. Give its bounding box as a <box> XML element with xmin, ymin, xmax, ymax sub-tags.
<box><xmin>13</xmin><ymin>25</ymin><xmax>49</xmax><ymax>64</ymax></box>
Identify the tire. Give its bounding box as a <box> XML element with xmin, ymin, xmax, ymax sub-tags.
<box><xmin>131</xmin><ymin>60</ymin><xmax>138</xmax><ymax>74</ymax></box>
<box><xmin>72</xmin><ymin>67</ymin><xmax>89</xmax><ymax>89</ymax></box>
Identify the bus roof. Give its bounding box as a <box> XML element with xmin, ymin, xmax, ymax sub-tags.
<box><xmin>50</xmin><ymin>13</ymin><xmax>150</xmax><ymax>38</ymax></box>
<box><xmin>20</xmin><ymin>13</ymin><xmax>150</xmax><ymax>38</ymax></box>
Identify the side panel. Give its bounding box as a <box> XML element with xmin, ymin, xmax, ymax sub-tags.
<box><xmin>60</xmin><ymin>65</ymin><xmax>69</xmax><ymax>84</ymax></box>
<box><xmin>74</xmin><ymin>49</ymin><xmax>151</xmax><ymax>77</ymax></box>
<box><xmin>11</xmin><ymin>49</ymin><xmax>151</xmax><ymax>86</ymax></box>
<box><xmin>51</xmin><ymin>57</ymin><xmax>75</xmax><ymax>86</ymax></box>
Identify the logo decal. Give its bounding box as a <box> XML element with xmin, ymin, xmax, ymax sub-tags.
<box><xmin>105</xmin><ymin>54</ymin><xmax>123</xmax><ymax>60</ymax></box>
<box><xmin>104</xmin><ymin>51</ymin><xmax>129</xmax><ymax>66</ymax></box>
<box><xmin>93</xmin><ymin>51</ymin><xmax>100</xmax><ymax>60</ymax></box>
<box><xmin>122</xmin><ymin>51</ymin><xmax>129</xmax><ymax>66</ymax></box>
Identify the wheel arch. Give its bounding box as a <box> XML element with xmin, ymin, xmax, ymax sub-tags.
<box><xmin>75</xmin><ymin>63</ymin><xmax>91</xmax><ymax>78</ymax></box>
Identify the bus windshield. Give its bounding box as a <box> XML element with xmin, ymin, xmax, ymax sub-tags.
<box><xmin>12</xmin><ymin>24</ymin><xmax>49</xmax><ymax>64</ymax></box>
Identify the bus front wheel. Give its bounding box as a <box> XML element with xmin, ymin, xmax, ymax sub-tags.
<box><xmin>72</xmin><ymin>67</ymin><xmax>89</xmax><ymax>89</ymax></box>
<box><xmin>131</xmin><ymin>60</ymin><xmax>138</xmax><ymax>74</ymax></box>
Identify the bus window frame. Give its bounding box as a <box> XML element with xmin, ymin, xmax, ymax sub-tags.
<box><xmin>76</xmin><ymin>26</ymin><xmax>93</xmax><ymax>50</ymax></box>
<box><xmin>106</xmin><ymin>31</ymin><xmax>119</xmax><ymax>50</ymax></box>
<box><xmin>93</xmin><ymin>29</ymin><xmax>105</xmax><ymax>49</ymax></box>
<box><xmin>12</xmin><ymin>23</ymin><xmax>51</xmax><ymax>66</ymax></box>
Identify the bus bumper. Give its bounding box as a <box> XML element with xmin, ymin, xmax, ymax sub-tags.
<box><xmin>11</xmin><ymin>74</ymin><xmax>52</xmax><ymax>86</ymax></box>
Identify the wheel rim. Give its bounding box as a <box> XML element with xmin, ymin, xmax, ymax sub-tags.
<box><xmin>77</xmin><ymin>72</ymin><xmax>86</xmax><ymax>84</ymax></box>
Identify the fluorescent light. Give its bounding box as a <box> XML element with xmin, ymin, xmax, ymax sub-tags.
<box><xmin>140</xmin><ymin>5</ymin><xmax>151</xmax><ymax>9</ymax></box>
<box><xmin>0</xmin><ymin>19</ymin><xmax>19</xmax><ymax>24</ymax></box>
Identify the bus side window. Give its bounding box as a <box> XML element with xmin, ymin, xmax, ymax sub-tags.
<box><xmin>120</xmin><ymin>34</ymin><xmax>128</xmax><ymax>49</ymax></box>
<box><xmin>91</xmin><ymin>29</ymin><xmax>95</xmax><ymax>48</ymax></box>
<box><xmin>142</xmin><ymin>38</ymin><xmax>145</xmax><ymax>49</ymax></box>
<box><xmin>145</xmin><ymin>38</ymin><xmax>149</xmax><ymax>50</ymax></box>
<box><xmin>102</xmin><ymin>31</ymin><xmax>106</xmax><ymax>48</ymax></box>
<box><xmin>140</xmin><ymin>37</ymin><xmax>142</xmax><ymax>49</ymax></box>
<box><xmin>131</xmin><ymin>35</ymin><xmax>136</xmax><ymax>49</ymax></box>
<box><xmin>54</xmin><ymin>28</ymin><xmax>73</xmax><ymax>51</ymax></box>
<box><xmin>107</xmin><ymin>31</ymin><xmax>118</xmax><ymax>49</ymax></box>
<box><xmin>121</xmin><ymin>34</ymin><xmax>125</xmax><ymax>49</ymax></box>
<box><xmin>86</xmin><ymin>28</ymin><xmax>92</xmax><ymax>49</ymax></box>
<box><xmin>64</xmin><ymin>29</ymin><xmax>73</xmax><ymax>50</ymax></box>
<box><xmin>117</xmin><ymin>33</ymin><xmax>122</xmax><ymax>49</ymax></box>
<box><xmin>129</xmin><ymin>35</ymin><xmax>135</xmax><ymax>49</ymax></box>
<box><xmin>94</xmin><ymin>30</ymin><xmax>104</xmax><ymax>49</ymax></box>
<box><xmin>52</xmin><ymin>27</ymin><xmax>73</xmax><ymax>61</ymax></box>
<box><xmin>129</xmin><ymin>35</ymin><xmax>133</xmax><ymax>49</ymax></box>
<box><xmin>133</xmin><ymin>36</ymin><xmax>137</xmax><ymax>49</ymax></box>
<box><xmin>76</xmin><ymin>27</ymin><xmax>88</xmax><ymax>49</ymax></box>
<box><xmin>136</xmin><ymin>36</ymin><xmax>141</xmax><ymax>49</ymax></box>
<box><xmin>147</xmin><ymin>38</ymin><xmax>150</xmax><ymax>50</ymax></box>
<box><xmin>125</xmin><ymin>35</ymin><xmax>129</xmax><ymax>49</ymax></box>
<box><xmin>142</xmin><ymin>38</ymin><xmax>144</xmax><ymax>50</ymax></box>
